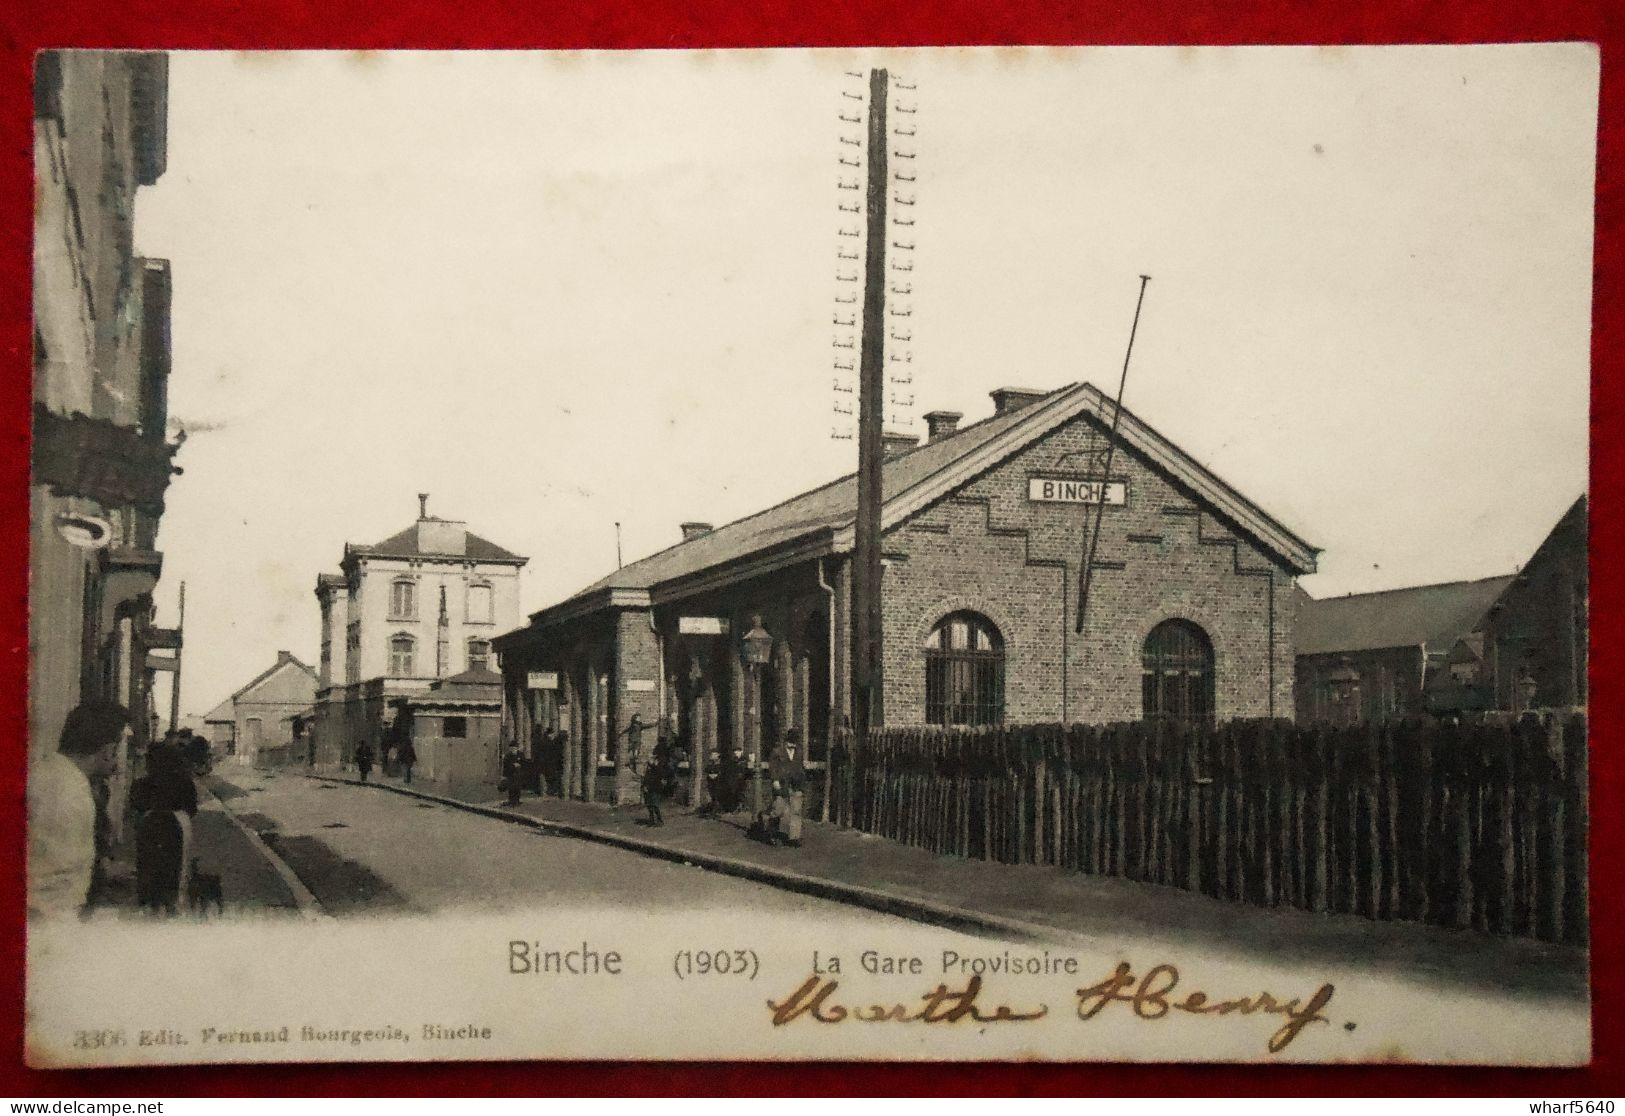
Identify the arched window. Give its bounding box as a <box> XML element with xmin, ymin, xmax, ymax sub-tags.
<box><xmin>389</xmin><ymin>634</ymin><xmax>416</xmax><ymax>677</ymax></box>
<box><xmin>1141</xmin><ymin>619</ymin><xmax>1214</xmax><ymax>725</ymax></box>
<box><xmin>390</xmin><ymin>578</ymin><xmax>418</xmax><ymax>621</ymax></box>
<box><xmin>467</xmin><ymin>637</ymin><xmax>492</xmax><ymax>672</ymax></box>
<box><xmin>466</xmin><ymin>581</ymin><xmax>493</xmax><ymax>625</ymax></box>
<box><xmin>925</xmin><ymin>611</ymin><xmax>1005</xmax><ymax>726</ymax></box>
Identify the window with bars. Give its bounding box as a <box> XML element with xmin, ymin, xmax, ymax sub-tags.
<box><xmin>389</xmin><ymin>634</ymin><xmax>416</xmax><ymax>677</ymax></box>
<box><xmin>924</xmin><ymin>611</ymin><xmax>1005</xmax><ymax>726</ymax></box>
<box><xmin>1141</xmin><ymin>619</ymin><xmax>1215</xmax><ymax>725</ymax></box>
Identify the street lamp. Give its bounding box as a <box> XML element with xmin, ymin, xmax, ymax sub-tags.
<box><xmin>741</xmin><ymin>614</ymin><xmax>773</xmax><ymax>814</ymax></box>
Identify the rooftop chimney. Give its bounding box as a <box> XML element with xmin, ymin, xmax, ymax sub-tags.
<box><xmin>680</xmin><ymin>522</ymin><xmax>714</xmax><ymax>542</ymax></box>
<box><xmin>882</xmin><ymin>431</ymin><xmax>920</xmax><ymax>459</ymax></box>
<box><xmin>990</xmin><ymin>386</ymin><xmax>1047</xmax><ymax>416</ymax></box>
<box><xmin>418</xmin><ymin>493</ymin><xmax>429</xmax><ymax>519</ymax></box>
<box><xmin>277</xmin><ymin>650</ymin><xmax>293</xmax><ymax>664</ymax></box>
<box><xmin>923</xmin><ymin>410</ymin><xmax>962</xmax><ymax>441</ymax></box>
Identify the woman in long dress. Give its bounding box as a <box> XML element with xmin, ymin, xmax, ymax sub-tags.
<box><xmin>131</xmin><ymin>741</ymin><xmax>198</xmax><ymax>914</ymax></box>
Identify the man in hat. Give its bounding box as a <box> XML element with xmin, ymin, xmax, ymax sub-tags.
<box><xmin>767</xmin><ymin>728</ymin><xmax>807</xmax><ymax>848</ymax></box>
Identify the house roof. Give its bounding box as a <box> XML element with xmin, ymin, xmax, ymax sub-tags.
<box><xmin>518</xmin><ymin>381</ymin><xmax>1317</xmax><ymax>631</ymax></box>
<box><xmin>351</xmin><ymin>520</ymin><xmax>525</xmax><ymax>563</ymax></box>
<box><xmin>1296</xmin><ymin>575</ymin><xmax>1514</xmax><ymax>657</ymax></box>
<box><xmin>202</xmin><ymin>696</ymin><xmax>235</xmax><ymax>724</ymax></box>
<box><xmin>230</xmin><ymin>653</ymin><xmax>318</xmax><ymax>702</ymax></box>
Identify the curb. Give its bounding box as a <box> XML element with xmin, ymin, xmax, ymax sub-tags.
<box><xmin>202</xmin><ymin>779</ymin><xmax>327</xmax><ymax>920</ymax></box>
<box><xmin>303</xmin><ymin>773</ymin><xmax>1081</xmax><ymax>946</ymax></box>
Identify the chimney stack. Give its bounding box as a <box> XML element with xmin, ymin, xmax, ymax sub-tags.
<box><xmin>882</xmin><ymin>431</ymin><xmax>919</xmax><ymax>459</ymax></box>
<box><xmin>923</xmin><ymin>411</ymin><xmax>962</xmax><ymax>441</ymax></box>
<box><xmin>418</xmin><ymin>493</ymin><xmax>430</xmax><ymax>519</ymax></box>
<box><xmin>680</xmin><ymin>522</ymin><xmax>714</xmax><ymax>542</ymax></box>
<box><xmin>990</xmin><ymin>387</ymin><xmax>1047</xmax><ymax>416</ymax></box>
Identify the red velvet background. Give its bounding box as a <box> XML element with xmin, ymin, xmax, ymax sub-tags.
<box><xmin>0</xmin><ymin>0</ymin><xmax>1617</xmax><ymax>1097</ymax></box>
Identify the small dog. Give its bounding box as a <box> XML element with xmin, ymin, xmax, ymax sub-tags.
<box><xmin>187</xmin><ymin>859</ymin><xmax>225</xmax><ymax>917</ymax></box>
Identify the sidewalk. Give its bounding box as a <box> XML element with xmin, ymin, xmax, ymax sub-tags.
<box><xmin>311</xmin><ymin>769</ymin><xmax>1588</xmax><ymax>1003</ymax></box>
<box><xmin>91</xmin><ymin>776</ymin><xmax>305</xmax><ymax>918</ymax></box>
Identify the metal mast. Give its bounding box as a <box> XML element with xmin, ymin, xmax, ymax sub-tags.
<box><xmin>1076</xmin><ymin>275</ymin><xmax>1151</xmax><ymax>633</ymax></box>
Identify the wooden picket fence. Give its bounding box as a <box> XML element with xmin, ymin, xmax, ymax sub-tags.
<box><xmin>826</xmin><ymin>716</ymin><xmax>1588</xmax><ymax>944</ymax></box>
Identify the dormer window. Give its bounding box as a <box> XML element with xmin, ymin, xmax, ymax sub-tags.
<box><xmin>390</xmin><ymin>577</ymin><xmax>418</xmax><ymax>621</ymax></box>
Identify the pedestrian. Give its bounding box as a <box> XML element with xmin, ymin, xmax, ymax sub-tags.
<box><xmin>767</xmin><ymin>728</ymin><xmax>807</xmax><ymax>848</ymax></box>
<box><xmin>397</xmin><ymin>737</ymin><xmax>417</xmax><ymax>785</ymax></box>
<box><xmin>29</xmin><ymin>702</ymin><xmax>130</xmax><ymax>919</ymax></box>
<box><xmin>355</xmin><ymin>739</ymin><xmax>375</xmax><ymax>783</ymax></box>
<box><xmin>130</xmin><ymin>737</ymin><xmax>199</xmax><ymax>915</ymax></box>
<box><xmin>502</xmin><ymin>743</ymin><xmax>526</xmax><ymax>807</ymax></box>
<box><xmin>637</xmin><ymin>737</ymin><xmax>674</xmax><ymax>827</ymax></box>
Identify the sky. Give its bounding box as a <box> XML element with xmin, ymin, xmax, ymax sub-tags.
<box><xmin>128</xmin><ymin>46</ymin><xmax>1598</xmax><ymax>718</ymax></box>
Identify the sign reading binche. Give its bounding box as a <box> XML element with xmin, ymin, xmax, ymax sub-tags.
<box><xmin>1027</xmin><ymin>477</ymin><xmax>1127</xmax><ymax>506</ymax></box>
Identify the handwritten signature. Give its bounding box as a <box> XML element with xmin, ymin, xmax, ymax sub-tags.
<box><xmin>1076</xmin><ymin>961</ymin><xmax>1335</xmax><ymax>1053</ymax></box>
<box><xmin>766</xmin><ymin>962</ymin><xmax>1337</xmax><ymax>1053</ymax></box>
<box><xmin>768</xmin><ymin>974</ymin><xmax>1047</xmax><ymax>1025</ymax></box>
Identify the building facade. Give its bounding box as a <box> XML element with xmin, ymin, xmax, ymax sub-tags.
<box><xmin>31</xmin><ymin>51</ymin><xmax>178</xmax><ymax>798</ymax></box>
<box><xmin>1294</xmin><ymin>575</ymin><xmax>1513</xmax><ymax>726</ymax></box>
<box><xmin>495</xmin><ymin>383</ymin><xmax>1317</xmax><ymax>806</ymax></box>
<box><xmin>1295</xmin><ymin>494</ymin><xmax>1587</xmax><ymax>725</ymax></box>
<box><xmin>1480</xmin><ymin>495</ymin><xmax>1588</xmax><ymax>714</ymax></box>
<box><xmin>310</xmin><ymin>499</ymin><xmax>527</xmax><ymax>769</ymax></box>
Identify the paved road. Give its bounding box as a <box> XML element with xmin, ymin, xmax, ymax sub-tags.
<box><xmin>210</xmin><ymin>768</ymin><xmax>911</xmax><ymax>921</ymax></box>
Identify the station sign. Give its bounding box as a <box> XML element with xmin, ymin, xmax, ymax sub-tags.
<box><xmin>1026</xmin><ymin>476</ymin><xmax>1127</xmax><ymax>506</ymax></box>
<box><xmin>526</xmin><ymin>671</ymin><xmax>559</xmax><ymax>690</ymax></box>
<box><xmin>624</xmin><ymin>679</ymin><xmax>657</xmax><ymax>692</ymax></box>
<box><xmin>678</xmin><ymin>616</ymin><xmax>730</xmax><ymax>636</ymax></box>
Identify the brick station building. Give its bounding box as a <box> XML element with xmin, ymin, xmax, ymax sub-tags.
<box><xmin>494</xmin><ymin>382</ymin><xmax>1318</xmax><ymax>806</ymax></box>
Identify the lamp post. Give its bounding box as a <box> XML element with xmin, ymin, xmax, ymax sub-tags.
<box><xmin>741</xmin><ymin>614</ymin><xmax>773</xmax><ymax>814</ymax></box>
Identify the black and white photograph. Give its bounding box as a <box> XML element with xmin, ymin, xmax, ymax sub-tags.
<box><xmin>26</xmin><ymin>45</ymin><xmax>1595</xmax><ymax>1066</ymax></box>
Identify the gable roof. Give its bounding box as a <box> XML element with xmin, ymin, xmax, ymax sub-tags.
<box><xmin>351</xmin><ymin>521</ymin><xmax>525</xmax><ymax>563</ymax></box>
<box><xmin>202</xmin><ymin>696</ymin><xmax>235</xmax><ymax>725</ymax></box>
<box><xmin>1296</xmin><ymin>575</ymin><xmax>1514</xmax><ymax>657</ymax></box>
<box><xmin>521</xmin><ymin>381</ymin><xmax>1317</xmax><ymax>630</ymax></box>
<box><xmin>231</xmin><ymin>653</ymin><xmax>318</xmax><ymax>702</ymax></box>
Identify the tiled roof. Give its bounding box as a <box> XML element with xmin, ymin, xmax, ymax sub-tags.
<box><xmin>528</xmin><ymin>381</ymin><xmax>1316</xmax><ymax>624</ymax></box>
<box><xmin>1296</xmin><ymin>575</ymin><xmax>1514</xmax><ymax>657</ymax></box>
<box><xmin>354</xmin><ymin>521</ymin><xmax>525</xmax><ymax>563</ymax></box>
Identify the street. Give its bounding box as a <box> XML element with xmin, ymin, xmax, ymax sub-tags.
<box><xmin>207</xmin><ymin>769</ymin><xmax>911</xmax><ymax>921</ymax></box>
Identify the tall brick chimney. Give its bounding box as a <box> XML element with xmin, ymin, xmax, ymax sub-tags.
<box><xmin>923</xmin><ymin>411</ymin><xmax>961</xmax><ymax>441</ymax></box>
<box><xmin>680</xmin><ymin>522</ymin><xmax>714</xmax><ymax>542</ymax></box>
<box><xmin>990</xmin><ymin>386</ymin><xmax>1047</xmax><ymax>416</ymax></box>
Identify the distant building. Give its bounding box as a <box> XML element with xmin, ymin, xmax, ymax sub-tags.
<box><xmin>31</xmin><ymin>50</ymin><xmax>178</xmax><ymax>772</ymax></box>
<box><xmin>202</xmin><ymin>652</ymin><xmax>318</xmax><ymax>767</ymax></box>
<box><xmin>310</xmin><ymin>497</ymin><xmax>527</xmax><ymax>770</ymax></box>
<box><xmin>202</xmin><ymin>697</ymin><xmax>236</xmax><ymax>758</ymax></box>
<box><xmin>1296</xmin><ymin>493</ymin><xmax>1587</xmax><ymax>725</ymax></box>
<box><xmin>1295</xmin><ymin>576</ymin><xmax>1511</xmax><ymax>726</ymax></box>
<box><xmin>388</xmin><ymin>667</ymin><xmax>504</xmax><ymax>796</ymax></box>
<box><xmin>1478</xmin><ymin>495</ymin><xmax>1587</xmax><ymax>714</ymax></box>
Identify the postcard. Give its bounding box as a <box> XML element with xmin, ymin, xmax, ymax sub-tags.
<box><xmin>26</xmin><ymin>44</ymin><xmax>1595</xmax><ymax>1067</ymax></box>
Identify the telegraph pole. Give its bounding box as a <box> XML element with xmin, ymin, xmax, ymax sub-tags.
<box><xmin>168</xmin><ymin>581</ymin><xmax>184</xmax><ymax>734</ymax></box>
<box><xmin>851</xmin><ymin>67</ymin><xmax>889</xmax><ymax>733</ymax></box>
